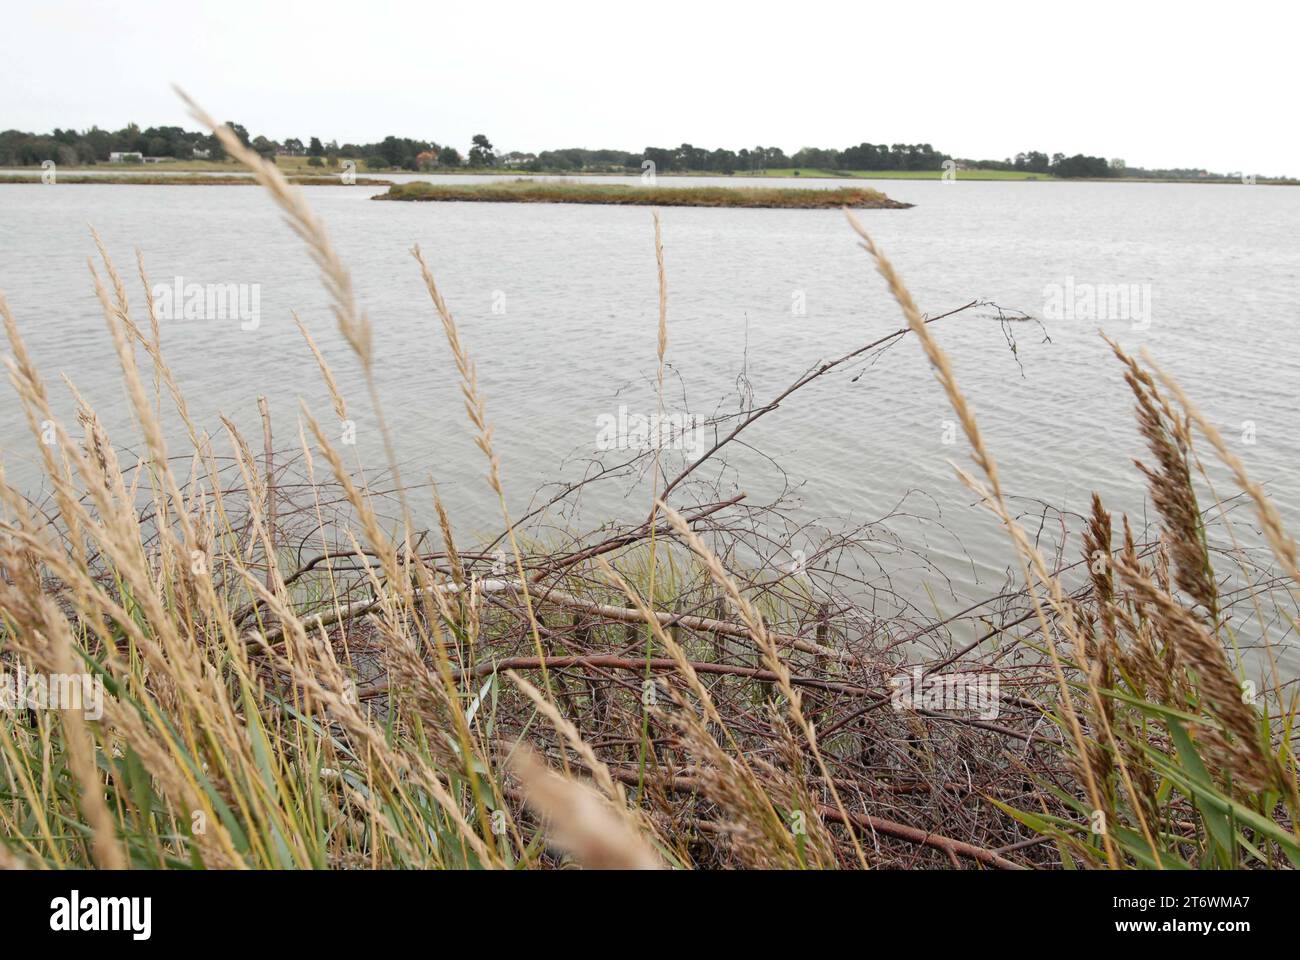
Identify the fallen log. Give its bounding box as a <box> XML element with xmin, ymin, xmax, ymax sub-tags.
<box><xmin>261</xmin><ymin>576</ymin><xmax>865</xmax><ymax>665</ymax></box>
<box><xmin>357</xmin><ymin>654</ymin><xmax>880</xmax><ymax>701</ymax></box>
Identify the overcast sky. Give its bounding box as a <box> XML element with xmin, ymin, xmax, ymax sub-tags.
<box><xmin>6</xmin><ymin>0</ymin><xmax>1296</xmax><ymax>175</ymax></box>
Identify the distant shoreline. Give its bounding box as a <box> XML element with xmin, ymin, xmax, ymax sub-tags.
<box><xmin>1</xmin><ymin>162</ymin><xmax>1293</xmax><ymax>187</ymax></box>
<box><xmin>0</xmin><ymin>172</ymin><xmax>392</xmax><ymax>186</ymax></box>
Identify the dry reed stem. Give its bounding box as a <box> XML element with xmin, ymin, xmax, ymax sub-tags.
<box><xmin>409</xmin><ymin>243</ymin><xmax>564</xmax><ymax>750</ymax></box>
<box><xmin>1143</xmin><ymin>350</ymin><xmax>1300</xmax><ymax>591</ymax></box>
<box><xmin>175</xmin><ymin>88</ymin><xmax>370</xmax><ymax>366</ymax></box>
<box><xmin>593</xmin><ymin>556</ymin><xmax>809</xmax><ymax>865</ymax></box>
<box><xmin>656</xmin><ymin>500</ymin><xmax>870</xmax><ymax>869</ymax></box>
<box><xmin>293</xmin><ymin>312</ymin><xmax>349</xmax><ymax>423</ymax></box>
<box><xmin>841</xmin><ymin>209</ymin><xmax>1151</xmax><ymax>867</ymax></box>
<box><xmin>508</xmin><ymin>744</ymin><xmax>664</xmax><ymax>869</ymax></box>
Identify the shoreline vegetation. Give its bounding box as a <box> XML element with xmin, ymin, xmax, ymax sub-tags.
<box><xmin>5</xmin><ymin>130</ymin><xmax>1295</xmax><ymax>185</ymax></box>
<box><xmin>374</xmin><ymin>179</ymin><xmax>911</xmax><ymax>207</ymax></box>
<box><xmin>2</xmin><ymin>158</ymin><xmax>1294</xmax><ymax>186</ymax></box>
<box><xmin>1</xmin><ymin>100</ymin><xmax>1298</xmax><ymax>872</ymax></box>
<box><xmin>0</xmin><ymin>172</ymin><xmax>392</xmax><ymax>186</ymax></box>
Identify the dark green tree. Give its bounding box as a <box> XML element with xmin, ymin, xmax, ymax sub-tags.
<box><xmin>468</xmin><ymin>134</ymin><xmax>495</xmax><ymax>167</ymax></box>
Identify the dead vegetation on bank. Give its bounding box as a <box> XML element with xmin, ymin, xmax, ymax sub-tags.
<box><xmin>0</xmin><ymin>96</ymin><xmax>1296</xmax><ymax>871</ymax></box>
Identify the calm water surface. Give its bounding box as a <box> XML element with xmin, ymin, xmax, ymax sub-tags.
<box><xmin>2</xmin><ymin>176</ymin><xmax>1297</xmax><ymax>662</ymax></box>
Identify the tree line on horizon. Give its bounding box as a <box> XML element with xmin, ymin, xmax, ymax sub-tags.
<box><xmin>0</xmin><ymin>122</ymin><xmax>1221</xmax><ymax>180</ymax></box>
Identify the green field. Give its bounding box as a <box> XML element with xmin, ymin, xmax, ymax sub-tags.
<box><xmin>751</xmin><ymin>167</ymin><xmax>1056</xmax><ymax>181</ymax></box>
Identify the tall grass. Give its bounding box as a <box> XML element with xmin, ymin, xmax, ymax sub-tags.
<box><xmin>0</xmin><ymin>101</ymin><xmax>1295</xmax><ymax>870</ymax></box>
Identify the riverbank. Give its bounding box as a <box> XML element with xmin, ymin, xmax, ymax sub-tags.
<box><xmin>374</xmin><ymin>179</ymin><xmax>911</xmax><ymax>208</ymax></box>
<box><xmin>0</xmin><ymin>173</ymin><xmax>392</xmax><ymax>186</ymax></box>
<box><xmin>0</xmin><ymin>157</ymin><xmax>354</xmax><ymax>175</ymax></box>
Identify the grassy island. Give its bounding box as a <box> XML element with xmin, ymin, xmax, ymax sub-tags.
<box><xmin>0</xmin><ymin>173</ymin><xmax>392</xmax><ymax>186</ymax></box>
<box><xmin>374</xmin><ymin>178</ymin><xmax>911</xmax><ymax>208</ymax></box>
